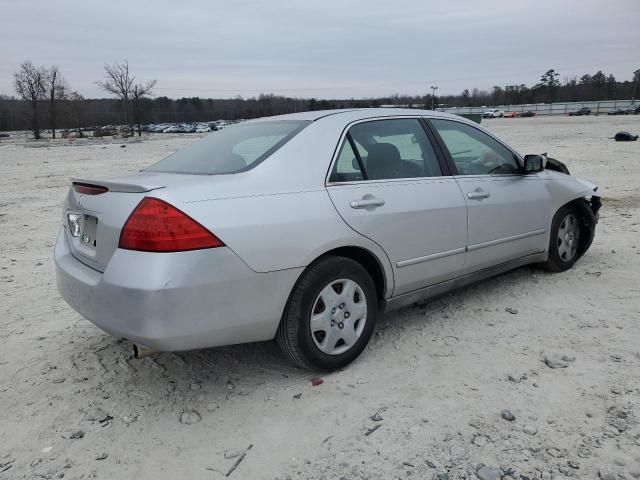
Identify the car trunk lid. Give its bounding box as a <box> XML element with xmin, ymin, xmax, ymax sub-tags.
<box><xmin>64</xmin><ymin>189</ymin><xmax>147</xmax><ymax>272</ymax></box>
<box><xmin>62</xmin><ymin>171</ymin><xmax>255</xmax><ymax>272</ymax></box>
<box><xmin>63</xmin><ymin>173</ymin><xmax>174</xmax><ymax>271</ymax></box>
<box><xmin>62</xmin><ymin>169</ymin><xmax>279</xmax><ymax>272</ymax></box>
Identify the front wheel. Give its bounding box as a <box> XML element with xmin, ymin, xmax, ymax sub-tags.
<box><xmin>277</xmin><ymin>256</ymin><xmax>378</xmax><ymax>371</ymax></box>
<box><xmin>540</xmin><ymin>205</ymin><xmax>584</xmax><ymax>272</ymax></box>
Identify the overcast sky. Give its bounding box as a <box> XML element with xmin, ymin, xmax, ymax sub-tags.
<box><xmin>2</xmin><ymin>0</ymin><xmax>639</xmax><ymax>99</ymax></box>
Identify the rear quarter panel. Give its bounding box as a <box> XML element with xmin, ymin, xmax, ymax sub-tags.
<box><xmin>165</xmin><ymin>189</ymin><xmax>395</xmax><ymax>297</ymax></box>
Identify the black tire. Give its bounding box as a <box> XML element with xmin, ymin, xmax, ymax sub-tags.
<box><xmin>277</xmin><ymin>256</ymin><xmax>378</xmax><ymax>371</ymax></box>
<box><xmin>540</xmin><ymin>204</ymin><xmax>584</xmax><ymax>272</ymax></box>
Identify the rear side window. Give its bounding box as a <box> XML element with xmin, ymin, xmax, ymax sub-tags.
<box><xmin>146</xmin><ymin>120</ymin><xmax>309</xmax><ymax>175</ymax></box>
<box><xmin>330</xmin><ymin>119</ymin><xmax>442</xmax><ymax>182</ymax></box>
<box><xmin>330</xmin><ymin>140</ymin><xmax>365</xmax><ymax>182</ymax></box>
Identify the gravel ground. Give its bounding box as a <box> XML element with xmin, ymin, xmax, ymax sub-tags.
<box><xmin>0</xmin><ymin>115</ymin><xmax>639</xmax><ymax>479</ymax></box>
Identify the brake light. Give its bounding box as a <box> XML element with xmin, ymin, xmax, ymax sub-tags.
<box><xmin>73</xmin><ymin>183</ymin><xmax>109</xmax><ymax>195</ymax></box>
<box><xmin>118</xmin><ymin>197</ymin><xmax>224</xmax><ymax>252</ymax></box>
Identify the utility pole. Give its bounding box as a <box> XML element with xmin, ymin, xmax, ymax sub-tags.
<box><xmin>430</xmin><ymin>85</ymin><xmax>438</xmax><ymax>110</ymax></box>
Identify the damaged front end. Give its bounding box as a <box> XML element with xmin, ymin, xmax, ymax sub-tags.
<box><xmin>545</xmin><ymin>155</ymin><xmax>601</xmax><ymax>234</ymax></box>
<box><xmin>576</xmin><ymin>190</ymin><xmax>601</xmax><ymax>256</ymax></box>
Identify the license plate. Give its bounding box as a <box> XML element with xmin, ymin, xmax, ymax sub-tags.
<box><xmin>81</xmin><ymin>215</ymin><xmax>98</xmax><ymax>247</ymax></box>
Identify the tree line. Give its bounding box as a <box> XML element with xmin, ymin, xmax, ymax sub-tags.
<box><xmin>2</xmin><ymin>62</ymin><xmax>639</xmax><ymax>137</ymax></box>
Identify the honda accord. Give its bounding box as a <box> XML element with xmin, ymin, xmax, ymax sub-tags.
<box><xmin>55</xmin><ymin>109</ymin><xmax>601</xmax><ymax>370</ymax></box>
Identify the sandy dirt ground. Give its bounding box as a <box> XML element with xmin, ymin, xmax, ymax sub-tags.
<box><xmin>0</xmin><ymin>115</ymin><xmax>639</xmax><ymax>480</ymax></box>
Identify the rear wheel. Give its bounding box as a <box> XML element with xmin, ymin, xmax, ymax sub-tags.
<box><xmin>277</xmin><ymin>256</ymin><xmax>378</xmax><ymax>371</ymax></box>
<box><xmin>541</xmin><ymin>204</ymin><xmax>584</xmax><ymax>272</ymax></box>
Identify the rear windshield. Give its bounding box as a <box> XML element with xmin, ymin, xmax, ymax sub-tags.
<box><xmin>146</xmin><ymin>120</ymin><xmax>310</xmax><ymax>175</ymax></box>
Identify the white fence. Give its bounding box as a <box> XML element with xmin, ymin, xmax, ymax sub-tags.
<box><xmin>440</xmin><ymin>99</ymin><xmax>639</xmax><ymax>116</ymax></box>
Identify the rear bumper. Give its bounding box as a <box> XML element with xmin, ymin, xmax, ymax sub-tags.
<box><xmin>54</xmin><ymin>230</ymin><xmax>303</xmax><ymax>351</ymax></box>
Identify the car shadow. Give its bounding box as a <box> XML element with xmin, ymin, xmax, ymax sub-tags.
<box><xmin>375</xmin><ymin>264</ymin><xmax>546</xmax><ymax>332</ymax></box>
<box><xmin>75</xmin><ymin>264</ymin><xmax>550</xmax><ymax>405</ymax></box>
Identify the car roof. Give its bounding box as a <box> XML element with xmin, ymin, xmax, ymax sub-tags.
<box><xmin>249</xmin><ymin>108</ymin><xmax>462</xmax><ymax>123</ymax></box>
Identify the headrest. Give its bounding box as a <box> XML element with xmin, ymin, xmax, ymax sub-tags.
<box><xmin>366</xmin><ymin>143</ymin><xmax>401</xmax><ymax>180</ymax></box>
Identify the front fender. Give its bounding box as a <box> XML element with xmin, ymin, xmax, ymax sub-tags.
<box><xmin>574</xmin><ymin>176</ymin><xmax>598</xmax><ymax>193</ymax></box>
<box><xmin>544</xmin><ymin>171</ymin><xmax>601</xmax><ymax>255</ymax></box>
<box><xmin>544</xmin><ymin>170</ymin><xmax>599</xmax><ymax>207</ymax></box>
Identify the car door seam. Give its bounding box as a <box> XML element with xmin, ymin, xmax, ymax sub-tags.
<box><xmin>322</xmin><ymin>188</ymin><xmax>396</xmax><ymax>296</ymax></box>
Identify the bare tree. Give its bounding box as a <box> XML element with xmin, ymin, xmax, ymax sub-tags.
<box><xmin>65</xmin><ymin>91</ymin><xmax>85</xmax><ymax>134</ymax></box>
<box><xmin>97</xmin><ymin>60</ymin><xmax>155</xmax><ymax>135</ymax></box>
<box><xmin>633</xmin><ymin>68</ymin><xmax>640</xmax><ymax>101</ymax></box>
<box><xmin>131</xmin><ymin>80</ymin><xmax>157</xmax><ymax>136</ymax></box>
<box><xmin>47</xmin><ymin>65</ymin><xmax>69</xmax><ymax>139</ymax></box>
<box><xmin>14</xmin><ymin>60</ymin><xmax>48</xmax><ymax>138</ymax></box>
<box><xmin>96</xmin><ymin>60</ymin><xmax>135</xmax><ymax>129</ymax></box>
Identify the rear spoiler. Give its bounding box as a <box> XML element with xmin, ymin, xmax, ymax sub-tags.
<box><xmin>71</xmin><ymin>177</ymin><xmax>165</xmax><ymax>194</ymax></box>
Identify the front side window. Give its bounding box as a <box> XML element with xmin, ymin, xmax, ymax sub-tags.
<box><xmin>330</xmin><ymin>118</ymin><xmax>442</xmax><ymax>182</ymax></box>
<box><xmin>430</xmin><ymin>119</ymin><xmax>520</xmax><ymax>175</ymax></box>
<box><xmin>146</xmin><ymin>120</ymin><xmax>309</xmax><ymax>175</ymax></box>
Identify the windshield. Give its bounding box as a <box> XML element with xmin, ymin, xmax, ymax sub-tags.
<box><xmin>146</xmin><ymin>120</ymin><xmax>310</xmax><ymax>175</ymax></box>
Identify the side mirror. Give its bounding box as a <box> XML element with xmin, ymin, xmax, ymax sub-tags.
<box><xmin>523</xmin><ymin>154</ymin><xmax>545</xmax><ymax>173</ymax></box>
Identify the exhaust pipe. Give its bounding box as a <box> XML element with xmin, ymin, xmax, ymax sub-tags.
<box><xmin>132</xmin><ymin>344</ymin><xmax>158</xmax><ymax>359</ymax></box>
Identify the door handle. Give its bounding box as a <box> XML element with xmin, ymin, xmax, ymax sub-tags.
<box><xmin>350</xmin><ymin>197</ymin><xmax>385</xmax><ymax>209</ymax></box>
<box><xmin>467</xmin><ymin>190</ymin><xmax>490</xmax><ymax>200</ymax></box>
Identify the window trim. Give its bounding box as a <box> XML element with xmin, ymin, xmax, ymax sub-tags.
<box><xmin>347</xmin><ymin>133</ymin><xmax>368</xmax><ymax>180</ymax></box>
<box><xmin>418</xmin><ymin>117</ymin><xmax>454</xmax><ymax>176</ymax></box>
<box><xmin>325</xmin><ymin>116</ymin><xmax>450</xmax><ymax>186</ymax></box>
<box><xmin>424</xmin><ymin>118</ymin><xmax>524</xmax><ymax>177</ymax></box>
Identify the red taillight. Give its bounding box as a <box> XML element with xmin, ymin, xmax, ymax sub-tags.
<box><xmin>73</xmin><ymin>183</ymin><xmax>109</xmax><ymax>195</ymax></box>
<box><xmin>118</xmin><ymin>197</ymin><xmax>224</xmax><ymax>252</ymax></box>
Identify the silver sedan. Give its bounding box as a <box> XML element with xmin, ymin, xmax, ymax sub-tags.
<box><xmin>55</xmin><ymin>109</ymin><xmax>601</xmax><ymax>370</ymax></box>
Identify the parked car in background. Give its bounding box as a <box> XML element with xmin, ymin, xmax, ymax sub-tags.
<box><xmin>520</xmin><ymin>110</ymin><xmax>536</xmax><ymax>117</ymax></box>
<box><xmin>568</xmin><ymin>107</ymin><xmax>591</xmax><ymax>116</ymax></box>
<box><xmin>142</xmin><ymin>122</ymin><xmax>232</xmax><ymax>134</ymax></box>
<box><xmin>503</xmin><ymin>112</ymin><xmax>518</xmax><ymax>118</ymax></box>
<box><xmin>482</xmin><ymin>108</ymin><xmax>504</xmax><ymax>118</ymax></box>
<box><xmin>608</xmin><ymin>107</ymin><xmax>630</xmax><ymax>115</ymax></box>
<box><xmin>92</xmin><ymin>126</ymin><xmax>119</xmax><ymax>137</ymax></box>
<box><xmin>55</xmin><ymin>108</ymin><xmax>600</xmax><ymax>371</ymax></box>
<box><xmin>609</xmin><ymin>104</ymin><xmax>639</xmax><ymax>115</ymax></box>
